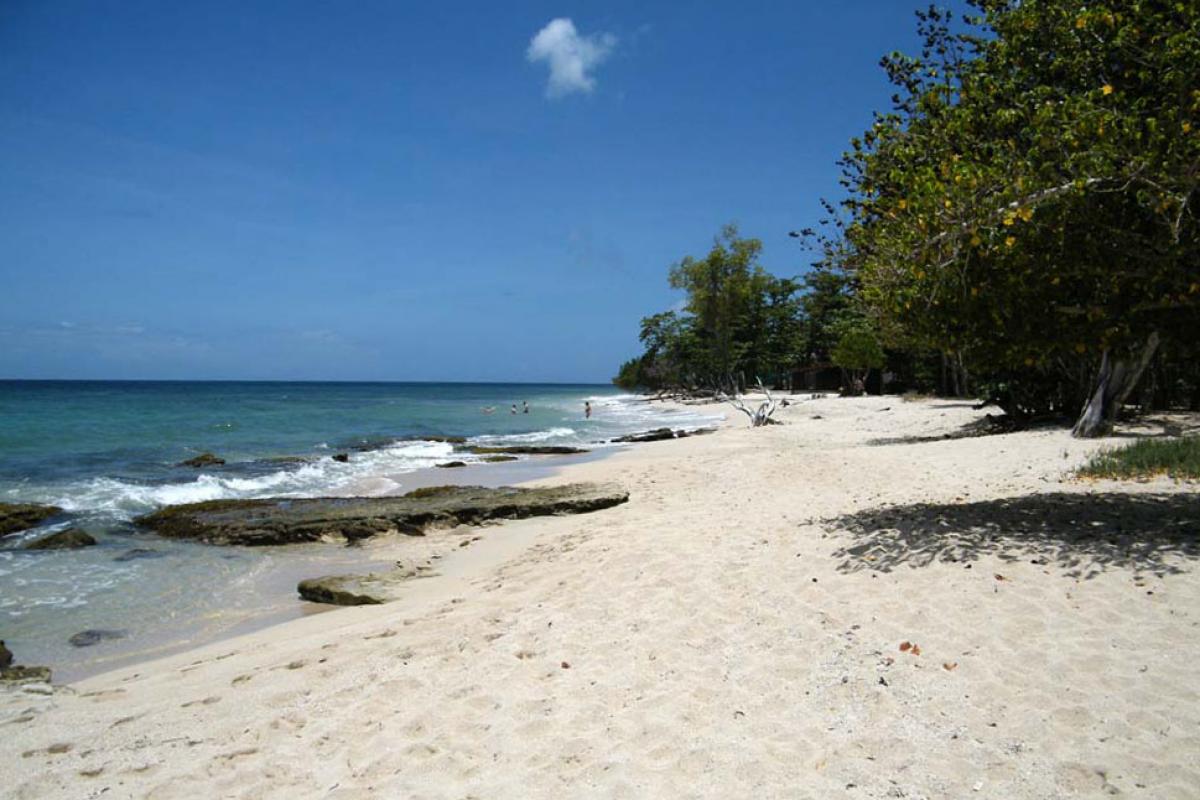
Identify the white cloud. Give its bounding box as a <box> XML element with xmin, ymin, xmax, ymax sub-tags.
<box><xmin>527</xmin><ymin>18</ymin><xmax>616</xmax><ymax>99</ymax></box>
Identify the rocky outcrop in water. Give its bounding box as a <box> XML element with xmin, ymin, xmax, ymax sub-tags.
<box><xmin>0</xmin><ymin>503</ymin><xmax>62</xmax><ymax>536</ymax></box>
<box><xmin>20</xmin><ymin>528</ymin><xmax>97</xmax><ymax>550</ymax></box>
<box><xmin>0</xmin><ymin>665</ymin><xmax>52</xmax><ymax>685</ymax></box>
<box><xmin>0</xmin><ymin>640</ymin><xmax>51</xmax><ymax>685</ymax></box>
<box><xmin>436</xmin><ymin>461</ymin><xmax>467</xmax><ymax>468</ymax></box>
<box><xmin>332</xmin><ymin>453</ymin><xmax>350</xmax><ymax>463</ymax></box>
<box><xmin>178</xmin><ymin>453</ymin><xmax>225</xmax><ymax>468</ymax></box>
<box><xmin>134</xmin><ymin>483</ymin><xmax>629</xmax><ymax>546</ymax></box>
<box><xmin>298</xmin><ymin>563</ymin><xmax>432</xmax><ymax>606</ymax></box>
<box><xmin>480</xmin><ymin>455</ymin><xmax>519</xmax><ymax>463</ymax></box>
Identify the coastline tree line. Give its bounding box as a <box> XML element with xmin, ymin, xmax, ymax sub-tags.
<box><xmin>614</xmin><ymin>0</ymin><xmax>1198</xmax><ymax>437</ymax></box>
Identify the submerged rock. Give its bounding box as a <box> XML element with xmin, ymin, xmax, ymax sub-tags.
<box><xmin>332</xmin><ymin>453</ymin><xmax>350</xmax><ymax>463</ymax></box>
<box><xmin>436</xmin><ymin>461</ymin><xmax>468</xmax><ymax>469</ymax></box>
<box><xmin>135</xmin><ymin>482</ymin><xmax>629</xmax><ymax>546</ymax></box>
<box><xmin>113</xmin><ymin>548</ymin><xmax>164</xmax><ymax>562</ymax></box>
<box><xmin>480</xmin><ymin>455</ymin><xmax>519</xmax><ymax>463</ymax></box>
<box><xmin>461</xmin><ymin>445</ymin><xmax>588</xmax><ymax>455</ymax></box>
<box><xmin>0</xmin><ymin>502</ymin><xmax>62</xmax><ymax>536</ymax></box>
<box><xmin>68</xmin><ymin>629</ymin><xmax>126</xmax><ymax>648</ymax></box>
<box><xmin>21</xmin><ymin>528</ymin><xmax>97</xmax><ymax>550</ymax></box>
<box><xmin>177</xmin><ymin>453</ymin><xmax>225</xmax><ymax>468</ymax></box>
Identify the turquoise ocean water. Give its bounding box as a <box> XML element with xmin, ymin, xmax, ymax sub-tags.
<box><xmin>0</xmin><ymin>381</ymin><xmax>720</xmax><ymax>679</ymax></box>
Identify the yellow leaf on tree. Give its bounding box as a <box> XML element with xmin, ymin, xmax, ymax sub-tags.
<box><xmin>1102</xmin><ymin>84</ymin><xmax>1114</xmax><ymax>95</ymax></box>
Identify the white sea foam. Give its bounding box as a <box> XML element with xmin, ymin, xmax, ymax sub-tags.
<box><xmin>469</xmin><ymin>427</ymin><xmax>576</xmax><ymax>445</ymax></box>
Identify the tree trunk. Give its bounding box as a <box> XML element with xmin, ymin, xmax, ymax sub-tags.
<box><xmin>1072</xmin><ymin>332</ymin><xmax>1161</xmax><ymax>438</ymax></box>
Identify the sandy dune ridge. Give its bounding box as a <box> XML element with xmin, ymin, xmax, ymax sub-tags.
<box><xmin>2</xmin><ymin>395</ymin><xmax>1198</xmax><ymax>799</ymax></box>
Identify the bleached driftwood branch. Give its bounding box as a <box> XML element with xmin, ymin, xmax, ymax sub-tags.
<box><xmin>718</xmin><ymin>377</ymin><xmax>778</xmax><ymax>427</ymax></box>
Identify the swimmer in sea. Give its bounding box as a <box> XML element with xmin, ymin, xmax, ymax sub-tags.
<box><xmin>584</xmin><ymin>400</ymin><xmax>592</xmax><ymax>419</ymax></box>
<box><xmin>522</xmin><ymin>401</ymin><xmax>529</xmax><ymax>414</ymax></box>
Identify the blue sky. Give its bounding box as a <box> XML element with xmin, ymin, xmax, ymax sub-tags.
<box><xmin>1</xmin><ymin>1</ymin><xmax>958</xmax><ymax>382</ymax></box>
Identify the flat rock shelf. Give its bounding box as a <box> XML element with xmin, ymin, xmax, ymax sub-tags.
<box><xmin>134</xmin><ymin>483</ymin><xmax>630</xmax><ymax>547</ymax></box>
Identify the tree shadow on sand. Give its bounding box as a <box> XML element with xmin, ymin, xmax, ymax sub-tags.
<box><xmin>864</xmin><ymin>415</ymin><xmax>1048</xmax><ymax>446</ymax></box>
<box><xmin>827</xmin><ymin>493</ymin><xmax>1200</xmax><ymax>579</ymax></box>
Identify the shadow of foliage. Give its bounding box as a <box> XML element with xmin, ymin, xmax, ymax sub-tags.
<box><xmin>827</xmin><ymin>493</ymin><xmax>1200</xmax><ymax>579</ymax></box>
<box><xmin>1110</xmin><ymin>415</ymin><xmax>1200</xmax><ymax>439</ymax></box>
<box><xmin>864</xmin><ymin>415</ymin><xmax>1051</xmax><ymax>446</ymax></box>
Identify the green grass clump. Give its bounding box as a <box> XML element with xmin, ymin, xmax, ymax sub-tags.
<box><xmin>1079</xmin><ymin>437</ymin><xmax>1200</xmax><ymax>481</ymax></box>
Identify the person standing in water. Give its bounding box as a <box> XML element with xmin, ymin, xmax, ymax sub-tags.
<box><xmin>584</xmin><ymin>401</ymin><xmax>592</xmax><ymax>419</ymax></box>
<box><xmin>511</xmin><ymin>404</ymin><xmax>518</xmax><ymax>415</ymax></box>
<box><xmin>522</xmin><ymin>401</ymin><xmax>529</xmax><ymax>414</ymax></box>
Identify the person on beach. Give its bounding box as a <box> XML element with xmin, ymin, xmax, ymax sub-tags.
<box><xmin>523</xmin><ymin>401</ymin><xmax>529</xmax><ymax>414</ymax></box>
<box><xmin>585</xmin><ymin>401</ymin><xmax>592</xmax><ymax>419</ymax></box>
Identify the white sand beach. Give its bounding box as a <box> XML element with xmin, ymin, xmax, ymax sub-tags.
<box><xmin>3</xmin><ymin>395</ymin><xmax>1198</xmax><ymax>799</ymax></box>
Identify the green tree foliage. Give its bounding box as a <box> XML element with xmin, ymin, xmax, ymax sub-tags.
<box><xmin>613</xmin><ymin>225</ymin><xmax>805</xmax><ymax>391</ymax></box>
<box><xmin>831</xmin><ymin>318</ymin><xmax>886</xmax><ymax>394</ymax></box>
<box><xmin>838</xmin><ymin>2</ymin><xmax>1199</xmax><ymax>434</ymax></box>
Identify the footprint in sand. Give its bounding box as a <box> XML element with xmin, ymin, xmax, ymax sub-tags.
<box><xmin>22</xmin><ymin>742</ymin><xmax>72</xmax><ymax>758</ymax></box>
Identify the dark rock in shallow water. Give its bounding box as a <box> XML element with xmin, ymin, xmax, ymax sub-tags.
<box><xmin>436</xmin><ymin>461</ymin><xmax>467</xmax><ymax>469</ymax></box>
<box><xmin>611</xmin><ymin>427</ymin><xmax>717</xmax><ymax>443</ymax></box>
<box><xmin>481</xmin><ymin>455</ymin><xmax>519</xmax><ymax>463</ymax></box>
<box><xmin>332</xmin><ymin>453</ymin><xmax>350</xmax><ymax>463</ymax></box>
<box><xmin>299</xmin><ymin>573</ymin><xmax>408</xmax><ymax>605</ymax></box>
<box><xmin>68</xmin><ymin>629</ymin><xmax>126</xmax><ymax>648</ymax></box>
<box><xmin>0</xmin><ymin>665</ymin><xmax>52</xmax><ymax>685</ymax></box>
<box><xmin>612</xmin><ymin>427</ymin><xmax>676</xmax><ymax>443</ymax></box>
<box><xmin>461</xmin><ymin>445</ymin><xmax>588</xmax><ymax>455</ymax></box>
<box><xmin>21</xmin><ymin>528</ymin><xmax>97</xmax><ymax>550</ymax></box>
<box><xmin>0</xmin><ymin>502</ymin><xmax>62</xmax><ymax>536</ymax></box>
<box><xmin>0</xmin><ymin>640</ymin><xmax>11</xmax><ymax>669</ymax></box>
<box><xmin>113</xmin><ymin>548</ymin><xmax>164</xmax><ymax>562</ymax></box>
<box><xmin>134</xmin><ymin>483</ymin><xmax>629</xmax><ymax>547</ymax></box>
<box><xmin>299</xmin><ymin>564</ymin><xmax>431</xmax><ymax>606</ymax></box>
<box><xmin>177</xmin><ymin>452</ymin><xmax>225</xmax><ymax>468</ymax></box>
